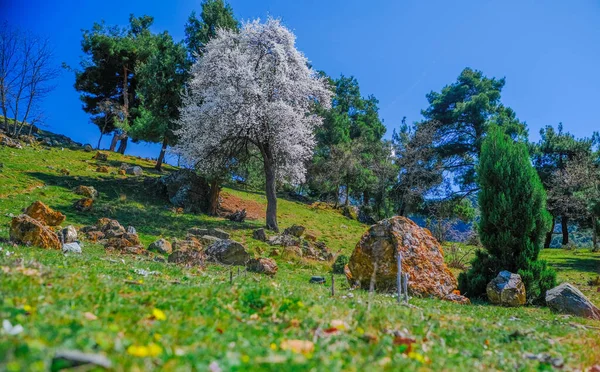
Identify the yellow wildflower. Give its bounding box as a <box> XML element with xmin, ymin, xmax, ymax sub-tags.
<box><xmin>152</xmin><ymin>308</ymin><xmax>166</xmax><ymax>321</ymax></box>
<box><xmin>127</xmin><ymin>343</ymin><xmax>162</xmax><ymax>357</ymax></box>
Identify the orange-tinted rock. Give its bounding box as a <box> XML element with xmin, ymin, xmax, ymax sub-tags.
<box><xmin>92</xmin><ymin>152</ymin><xmax>108</xmax><ymax>161</ymax></box>
<box><xmin>118</xmin><ymin>169</ymin><xmax>126</xmax><ymax>175</ymax></box>
<box><xmin>168</xmin><ymin>250</ymin><xmax>206</xmax><ymax>267</ymax></box>
<box><xmin>247</xmin><ymin>258</ymin><xmax>278</xmax><ymax>276</ymax></box>
<box><xmin>73</xmin><ymin>185</ymin><xmax>98</xmax><ymax>199</ymax></box>
<box><xmin>24</xmin><ymin>201</ymin><xmax>66</xmax><ymax>226</ymax></box>
<box><xmin>443</xmin><ymin>293</ymin><xmax>471</xmax><ymax>305</ymax></box>
<box><xmin>85</xmin><ymin>230</ymin><xmax>105</xmax><ymax>242</ymax></box>
<box><xmin>347</xmin><ymin>216</ymin><xmax>457</xmax><ymax>298</ymax></box>
<box><xmin>96</xmin><ymin>166</ymin><xmax>109</xmax><ymax>173</ymax></box>
<box><xmin>9</xmin><ymin>214</ymin><xmax>61</xmax><ymax>249</ymax></box>
<box><xmin>73</xmin><ymin>198</ymin><xmax>94</xmax><ymax>212</ymax></box>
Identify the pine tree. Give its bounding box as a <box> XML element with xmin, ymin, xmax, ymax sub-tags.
<box><xmin>459</xmin><ymin>125</ymin><xmax>556</xmax><ymax>303</ymax></box>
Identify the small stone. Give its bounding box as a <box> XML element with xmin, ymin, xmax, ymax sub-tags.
<box><xmin>443</xmin><ymin>293</ymin><xmax>471</xmax><ymax>305</ymax></box>
<box><xmin>58</xmin><ymin>225</ymin><xmax>78</xmax><ymax>243</ymax></box>
<box><xmin>227</xmin><ymin>209</ymin><xmax>246</xmax><ymax>222</ymax></box>
<box><xmin>309</xmin><ymin>276</ymin><xmax>326</xmax><ymax>284</ymax></box>
<box><xmin>59</xmin><ymin>168</ymin><xmax>70</xmax><ymax>176</ymax></box>
<box><xmin>96</xmin><ymin>166</ymin><xmax>109</xmax><ymax>173</ymax></box>
<box><xmin>73</xmin><ymin>185</ymin><xmax>98</xmax><ymax>199</ymax></box>
<box><xmin>62</xmin><ymin>242</ymin><xmax>82</xmax><ymax>254</ymax></box>
<box><xmin>83</xmin><ymin>144</ymin><xmax>93</xmax><ymax>152</ymax></box>
<box><xmin>148</xmin><ymin>238</ymin><xmax>172</xmax><ymax>255</ymax></box>
<box><xmin>486</xmin><ymin>271</ymin><xmax>526</xmax><ymax>307</ymax></box>
<box><xmin>92</xmin><ymin>152</ymin><xmax>108</xmax><ymax>161</ymax></box>
<box><xmin>126</xmin><ymin>166</ymin><xmax>143</xmax><ymax>176</ymax></box>
<box><xmin>118</xmin><ymin>169</ymin><xmax>126</xmax><ymax>175</ymax></box>
<box><xmin>246</xmin><ymin>258</ymin><xmax>278</xmax><ymax>276</ymax></box>
<box><xmin>73</xmin><ymin>198</ymin><xmax>94</xmax><ymax>212</ymax></box>
<box><xmin>252</xmin><ymin>228</ymin><xmax>267</xmax><ymax>242</ymax></box>
<box><xmin>126</xmin><ymin>226</ymin><xmax>136</xmax><ymax>234</ymax></box>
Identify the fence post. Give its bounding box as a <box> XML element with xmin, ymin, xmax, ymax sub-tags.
<box><xmin>403</xmin><ymin>273</ymin><xmax>409</xmax><ymax>304</ymax></box>
<box><xmin>331</xmin><ymin>274</ymin><xmax>335</xmax><ymax>297</ymax></box>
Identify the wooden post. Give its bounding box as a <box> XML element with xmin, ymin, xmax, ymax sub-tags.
<box><xmin>238</xmin><ymin>267</ymin><xmax>240</xmax><ymax>276</ymax></box>
<box><xmin>403</xmin><ymin>273</ymin><xmax>409</xmax><ymax>304</ymax></box>
<box><xmin>331</xmin><ymin>274</ymin><xmax>335</xmax><ymax>297</ymax></box>
<box><xmin>230</xmin><ymin>269</ymin><xmax>233</xmax><ymax>284</ymax></box>
<box><xmin>396</xmin><ymin>251</ymin><xmax>402</xmax><ymax>304</ymax></box>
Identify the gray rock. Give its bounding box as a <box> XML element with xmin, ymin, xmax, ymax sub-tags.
<box><xmin>148</xmin><ymin>238</ymin><xmax>172</xmax><ymax>255</ymax></box>
<box><xmin>58</xmin><ymin>225</ymin><xmax>78</xmax><ymax>243</ymax></box>
<box><xmin>246</xmin><ymin>258</ymin><xmax>278</xmax><ymax>276</ymax></box>
<box><xmin>62</xmin><ymin>242</ymin><xmax>82</xmax><ymax>254</ymax></box>
<box><xmin>52</xmin><ymin>350</ymin><xmax>112</xmax><ymax>369</ymax></box>
<box><xmin>268</xmin><ymin>234</ymin><xmax>299</xmax><ymax>247</ymax></box>
<box><xmin>126</xmin><ymin>226</ymin><xmax>136</xmax><ymax>234</ymax></box>
<box><xmin>283</xmin><ymin>224</ymin><xmax>305</xmax><ymax>238</ymax></box>
<box><xmin>168</xmin><ymin>249</ymin><xmax>205</xmax><ymax>267</ymax></box>
<box><xmin>126</xmin><ymin>166</ymin><xmax>143</xmax><ymax>176</ymax></box>
<box><xmin>208</xmin><ymin>228</ymin><xmax>230</xmax><ymax>240</ymax></box>
<box><xmin>205</xmin><ymin>239</ymin><xmax>249</xmax><ymax>265</ymax></box>
<box><xmin>154</xmin><ymin>169</ymin><xmax>211</xmax><ymax>213</ymax></box>
<box><xmin>309</xmin><ymin>276</ymin><xmax>326</xmax><ymax>284</ymax></box>
<box><xmin>252</xmin><ymin>228</ymin><xmax>267</xmax><ymax>242</ymax></box>
<box><xmin>83</xmin><ymin>144</ymin><xmax>93</xmax><ymax>152</ymax></box>
<box><xmin>487</xmin><ymin>271</ymin><xmax>526</xmax><ymax>307</ymax></box>
<box><xmin>546</xmin><ymin>283</ymin><xmax>600</xmax><ymax>320</ymax></box>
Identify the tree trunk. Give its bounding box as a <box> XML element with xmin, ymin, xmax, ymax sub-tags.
<box><xmin>97</xmin><ymin>133</ymin><xmax>104</xmax><ymax>150</ymax></box>
<box><xmin>117</xmin><ymin>135</ymin><xmax>128</xmax><ymax>154</ymax></box>
<box><xmin>155</xmin><ymin>138</ymin><xmax>168</xmax><ymax>171</ymax></box>
<box><xmin>561</xmin><ymin>216</ymin><xmax>569</xmax><ymax>246</ymax></box>
<box><xmin>344</xmin><ymin>184</ymin><xmax>350</xmax><ymax>206</ymax></box>
<box><xmin>109</xmin><ymin>132</ymin><xmax>119</xmax><ymax>152</ymax></box>
<box><xmin>334</xmin><ymin>186</ymin><xmax>339</xmax><ymax>208</ymax></box>
<box><xmin>544</xmin><ymin>216</ymin><xmax>556</xmax><ymax>248</ymax></box>
<box><xmin>363</xmin><ymin>190</ymin><xmax>369</xmax><ymax>206</ymax></box>
<box><xmin>208</xmin><ymin>179</ymin><xmax>221</xmax><ymax>216</ymax></box>
<box><xmin>592</xmin><ymin>215</ymin><xmax>598</xmax><ymax>252</ymax></box>
<box><xmin>264</xmin><ymin>157</ymin><xmax>279</xmax><ymax>232</ymax></box>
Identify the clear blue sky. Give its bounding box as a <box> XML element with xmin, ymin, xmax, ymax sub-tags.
<box><xmin>5</xmin><ymin>0</ymin><xmax>600</xmax><ymax>161</ymax></box>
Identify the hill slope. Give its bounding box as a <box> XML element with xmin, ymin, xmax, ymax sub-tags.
<box><xmin>1</xmin><ymin>143</ymin><xmax>599</xmax><ymax>371</ymax></box>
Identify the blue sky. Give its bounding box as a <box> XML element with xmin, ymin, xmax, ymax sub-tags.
<box><xmin>5</xmin><ymin>0</ymin><xmax>600</xmax><ymax>162</ymax></box>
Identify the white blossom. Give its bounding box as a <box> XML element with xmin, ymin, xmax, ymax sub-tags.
<box><xmin>175</xmin><ymin>18</ymin><xmax>332</xmax><ymax>184</ymax></box>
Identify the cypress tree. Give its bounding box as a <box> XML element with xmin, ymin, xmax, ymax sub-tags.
<box><xmin>459</xmin><ymin>125</ymin><xmax>556</xmax><ymax>303</ymax></box>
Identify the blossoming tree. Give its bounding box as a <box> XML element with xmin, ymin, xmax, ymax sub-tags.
<box><xmin>176</xmin><ymin>18</ymin><xmax>332</xmax><ymax>231</ymax></box>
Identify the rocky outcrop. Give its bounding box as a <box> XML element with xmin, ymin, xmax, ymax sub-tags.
<box><xmin>486</xmin><ymin>271</ymin><xmax>526</xmax><ymax>307</ymax></box>
<box><xmin>24</xmin><ymin>201</ymin><xmax>65</xmax><ymax>226</ymax></box>
<box><xmin>546</xmin><ymin>283</ymin><xmax>600</xmax><ymax>320</ymax></box>
<box><xmin>153</xmin><ymin>169</ymin><xmax>211</xmax><ymax>213</ymax></box>
<box><xmin>73</xmin><ymin>198</ymin><xmax>94</xmax><ymax>212</ymax></box>
<box><xmin>168</xmin><ymin>250</ymin><xmax>206</xmax><ymax>267</ymax></box>
<box><xmin>10</xmin><ymin>214</ymin><xmax>61</xmax><ymax>249</ymax></box>
<box><xmin>92</xmin><ymin>152</ymin><xmax>108</xmax><ymax>161</ymax></box>
<box><xmin>205</xmin><ymin>240</ymin><xmax>250</xmax><ymax>266</ymax></box>
<box><xmin>125</xmin><ymin>166</ymin><xmax>143</xmax><ymax>176</ymax></box>
<box><xmin>346</xmin><ymin>216</ymin><xmax>457</xmax><ymax>298</ymax></box>
<box><xmin>284</xmin><ymin>225</ymin><xmax>306</xmax><ymax>238</ymax></box>
<box><xmin>81</xmin><ymin>218</ymin><xmax>144</xmax><ymax>254</ymax></box>
<box><xmin>247</xmin><ymin>258</ymin><xmax>278</xmax><ymax>276</ymax></box>
<box><xmin>253</xmin><ymin>228</ymin><xmax>267</xmax><ymax>242</ymax></box>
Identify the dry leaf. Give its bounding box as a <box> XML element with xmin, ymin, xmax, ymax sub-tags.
<box><xmin>84</xmin><ymin>312</ymin><xmax>98</xmax><ymax>321</ymax></box>
<box><xmin>280</xmin><ymin>340</ymin><xmax>314</xmax><ymax>354</ymax></box>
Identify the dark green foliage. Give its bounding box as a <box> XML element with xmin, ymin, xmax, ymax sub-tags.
<box><xmin>459</xmin><ymin>126</ymin><xmax>556</xmax><ymax>303</ymax></box>
<box><xmin>184</xmin><ymin>0</ymin><xmax>238</xmax><ymax>60</ymax></box>
<box><xmin>332</xmin><ymin>254</ymin><xmax>349</xmax><ymax>274</ymax></box>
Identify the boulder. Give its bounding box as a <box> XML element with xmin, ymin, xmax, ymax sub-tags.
<box><xmin>148</xmin><ymin>238</ymin><xmax>172</xmax><ymax>255</ymax></box>
<box><xmin>281</xmin><ymin>246</ymin><xmax>303</xmax><ymax>259</ymax></box>
<box><xmin>346</xmin><ymin>216</ymin><xmax>457</xmax><ymax>298</ymax></box>
<box><xmin>126</xmin><ymin>226</ymin><xmax>136</xmax><ymax>234</ymax></box>
<box><xmin>105</xmin><ymin>233</ymin><xmax>140</xmax><ymax>250</ymax></box>
<box><xmin>96</xmin><ymin>166</ymin><xmax>109</xmax><ymax>173</ymax></box>
<box><xmin>168</xmin><ymin>250</ymin><xmax>206</xmax><ymax>267</ymax></box>
<box><xmin>246</xmin><ymin>258</ymin><xmax>278</xmax><ymax>276</ymax></box>
<box><xmin>83</xmin><ymin>144</ymin><xmax>93</xmax><ymax>152</ymax></box>
<box><xmin>153</xmin><ymin>169</ymin><xmax>211</xmax><ymax>213</ymax></box>
<box><xmin>92</xmin><ymin>152</ymin><xmax>108</xmax><ymax>161</ymax></box>
<box><xmin>546</xmin><ymin>283</ymin><xmax>600</xmax><ymax>320</ymax></box>
<box><xmin>252</xmin><ymin>228</ymin><xmax>267</xmax><ymax>242</ymax></box>
<box><xmin>24</xmin><ymin>201</ymin><xmax>66</xmax><ymax>226</ymax></box>
<box><xmin>199</xmin><ymin>235</ymin><xmax>221</xmax><ymax>247</ymax></box>
<box><xmin>10</xmin><ymin>214</ymin><xmax>61</xmax><ymax>249</ymax></box>
<box><xmin>62</xmin><ymin>242</ymin><xmax>82</xmax><ymax>254</ymax></box>
<box><xmin>58</xmin><ymin>225</ymin><xmax>78</xmax><ymax>243</ymax></box>
<box><xmin>443</xmin><ymin>293</ymin><xmax>471</xmax><ymax>305</ymax></box>
<box><xmin>205</xmin><ymin>239</ymin><xmax>250</xmax><ymax>266</ymax></box>
<box><xmin>125</xmin><ymin>166</ymin><xmax>143</xmax><ymax>176</ymax></box>
<box><xmin>268</xmin><ymin>234</ymin><xmax>299</xmax><ymax>247</ymax></box>
<box><xmin>208</xmin><ymin>228</ymin><xmax>230</xmax><ymax>240</ymax></box>
<box><xmin>284</xmin><ymin>224</ymin><xmax>306</xmax><ymax>238</ymax></box>
<box><xmin>73</xmin><ymin>198</ymin><xmax>94</xmax><ymax>212</ymax></box>
<box><xmin>486</xmin><ymin>271</ymin><xmax>526</xmax><ymax>307</ymax></box>
<box><xmin>0</xmin><ymin>133</ymin><xmax>23</xmax><ymax>149</ymax></box>
<box><xmin>227</xmin><ymin>209</ymin><xmax>246</xmax><ymax>222</ymax></box>
<box><xmin>73</xmin><ymin>185</ymin><xmax>98</xmax><ymax>199</ymax></box>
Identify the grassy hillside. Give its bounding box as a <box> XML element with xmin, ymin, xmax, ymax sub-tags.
<box><xmin>1</xmin><ymin>144</ymin><xmax>599</xmax><ymax>371</ymax></box>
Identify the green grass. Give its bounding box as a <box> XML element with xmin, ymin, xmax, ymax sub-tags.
<box><xmin>1</xmin><ymin>144</ymin><xmax>600</xmax><ymax>371</ymax></box>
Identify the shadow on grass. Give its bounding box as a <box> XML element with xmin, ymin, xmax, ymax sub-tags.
<box><xmin>548</xmin><ymin>254</ymin><xmax>600</xmax><ymax>275</ymax></box>
<box><xmin>26</xmin><ymin>171</ymin><xmax>259</xmax><ymax>238</ymax></box>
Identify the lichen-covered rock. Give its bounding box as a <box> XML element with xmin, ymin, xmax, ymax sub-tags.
<box><xmin>10</xmin><ymin>214</ymin><xmax>61</xmax><ymax>249</ymax></box>
<box><xmin>346</xmin><ymin>216</ymin><xmax>457</xmax><ymax>298</ymax></box>
<box><xmin>252</xmin><ymin>228</ymin><xmax>267</xmax><ymax>242</ymax></box>
<box><xmin>168</xmin><ymin>250</ymin><xmax>206</xmax><ymax>267</ymax></box>
<box><xmin>83</xmin><ymin>144</ymin><xmax>93</xmax><ymax>152</ymax></box>
<box><xmin>24</xmin><ymin>201</ymin><xmax>66</xmax><ymax>226</ymax></box>
<box><xmin>546</xmin><ymin>283</ymin><xmax>600</xmax><ymax>320</ymax></box>
<box><xmin>205</xmin><ymin>239</ymin><xmax>250</xmax><ymax>266</ymax></box>
<box><xmin>73</xmin><ymin>198</ymin><xmax>94</xmax><ymax>212</ymax></box>
<box><xmin>85</xmin><ymin>231</ymin><xmax>105</xmax><ymax>242</ymax></box>
<box><xmin>148</xmin><ymin>239</ymin><xmax>172</xmax><ymax>255</ymax></box>
<box><xmin>172</xmin><ymin>237</ymin><xmax>203</xmax><ymax>252</ymax></box>
<box><xmin>281</xmin><ymin>246</ymin><xmax>303</xmax><ymax>259</ymax></box>
<box><xmin>284</xmin><ymin>225</ymin><xmax>305</xmax><ymax>238</ymax></box>
<box><xmin>58</xmin><ymin>225</ymin><xmax>78</xmax><ymax>243</ymax></box>
<box><xmin>444</xmin><ymin>292</ymin><xmax>471</xmax><ymax>305</ymax></box>
<box><xmin>153</xmin><ymin>169</ymin><xmax>211</xmax><ymax>213</ymax></box>
<box><xmin>246</xmin><ymin>258</ymin><xmax>278</xmax><ymax>276</ymax></box>
<box><xmin>126</xmin><ymin>166</ymin><xmax>143</xmax><ymax>176</ymax></box>
<box><xmin>198</xmin><ymin>235</ymin><xmax>221</xmax><ymax>247</ymax></box>
<box><xmin>92</xmin><ymin>152</ymin><xmax>108</xmax><ymax>161</ymax></box>
<box><xmin>96</xmin><ymin>166</ymin><xmax>109</xmax><ymax>173</ymax></box>
<box><xmin>208</xmin><ymin>228</ymin><xmax>230</xmax><ymax>240</ymax></box>
<box><xmin>188</xmin><ymin>227</ymin><xmax>209</xmax><ymax>237</ymax></box>
<box><xmin>486</xmin><ymin>271</ymin><xmax>526</xmax><ymax>307</ymax></box>
<box><xmin>73</xmin><ymin>185</ymin><xmax>98</xmax><ymax>199</ymax></box>
<box><xmin>268</xmin><ymin>234</ymin><xmax>299</xmax><ymax>247</ymax></box>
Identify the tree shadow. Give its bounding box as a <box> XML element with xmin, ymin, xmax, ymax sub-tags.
<box><xmin>548</xmin><ymin>254</ymin><xmax>600</xmax><ymax>275</ymax></box>
<box><xmin>25</xmin><ymin>171</ymin><xmax>259</xmax><ymax>239</ymax></box>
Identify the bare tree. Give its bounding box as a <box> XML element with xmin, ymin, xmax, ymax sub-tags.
<box><xmin>0</xmin><ymin>22</ymin><xmax>58</xmax><ymax>136</ymax></box>
<box><xmin>96</xmin><ymin>99</ymin><xmax>124</xmax><ymax>149</ymax></box>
